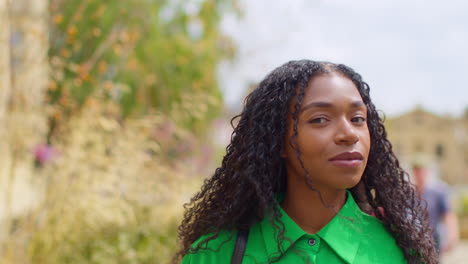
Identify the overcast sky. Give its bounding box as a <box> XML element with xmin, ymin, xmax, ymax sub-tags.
<box><xmin>218</xmin><ymin>0</ymin><xmax>468</xmax><ymax>117</ymax></box>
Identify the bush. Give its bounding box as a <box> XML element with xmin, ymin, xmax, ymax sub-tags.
<box><xmin>0</xmin><ymin>99</ymin><xmax>214</xmax><ymax>264</ymax></box>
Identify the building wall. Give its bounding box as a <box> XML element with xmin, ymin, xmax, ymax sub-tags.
<box><xmin>385</xmin><ymin>107</ymin><xmax>468</xmax><ymax>184</ymax></box>
<box><xmin>0</xmin><ymin>0</ymin><xmax>48</xmax><ymax>241</ymax></box>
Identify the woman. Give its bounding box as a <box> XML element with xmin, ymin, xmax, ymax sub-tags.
<box><xmin>174</xmin><ymin>60</ymin><xmax>437</xmax><ymax>263</ymax></box>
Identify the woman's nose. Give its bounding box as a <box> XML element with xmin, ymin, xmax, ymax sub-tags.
<box><xmin>334</xmin><ymin>118</ymin><xmax>359</xmax><ymax>145</ymax></box>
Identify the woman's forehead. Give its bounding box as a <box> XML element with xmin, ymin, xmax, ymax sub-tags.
<box><xmin>301</xmin><ymin>74</ymin><xmax>363</xmax><ymax>105</ymax></box>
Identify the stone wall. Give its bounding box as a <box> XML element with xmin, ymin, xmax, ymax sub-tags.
<box><xmin>0</xmin><ymin>0</ymin><xmax>48</xmax><ymax>241</ymax></box>
<box><xmin>385</xmin><ymin>107</ymin><xmax>468</xmax><ymax>185</ymax></box>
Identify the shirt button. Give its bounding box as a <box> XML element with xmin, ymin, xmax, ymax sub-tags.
<box><xmin>308</xmin><ymin>238</ymin><xmax>316</xmax><ymax>246</ymax></box>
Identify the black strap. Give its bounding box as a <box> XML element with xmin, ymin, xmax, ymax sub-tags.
<box><xmin>231</xmin><ymin>229</ymin><xmax>249</xmax><ymax>264</ymax></box>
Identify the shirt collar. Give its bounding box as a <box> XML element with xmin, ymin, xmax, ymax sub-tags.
<box><xmin>260</xmin><ymin>191</ymin><xmax>368</xmax><ymax>263</ymax></box>
<box><xmin>260</xmin><ymin>195</ymin><xmax>305</xmax><ymax>260</ymax></box>
<box><xmin>317</xmin><ymin>192</ymin><xmax>367</xmax><ymax>263</ymax></box>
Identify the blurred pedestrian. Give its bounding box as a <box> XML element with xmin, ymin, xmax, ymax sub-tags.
<box><xmin>413</xmin><ymin>163</ymin><xmax>459</xmax><ymax>256</ymax></box>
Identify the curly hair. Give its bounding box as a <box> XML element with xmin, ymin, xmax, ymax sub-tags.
<box><xmin>174</xmin><ymin>60</ymin><xmax>437</xmax><ymax>264</ymax></box>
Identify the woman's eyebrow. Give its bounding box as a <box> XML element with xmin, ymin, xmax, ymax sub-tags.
<box><xmin>300</xmin><ymin>101</ymin><xmax>365</xmax><ymax>113</ymax></box>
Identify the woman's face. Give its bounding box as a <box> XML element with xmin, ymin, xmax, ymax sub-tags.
<box><xmin>282</xmin><ymin>73</ymin><xmax>371</xmax><ymax>192</ymax></box>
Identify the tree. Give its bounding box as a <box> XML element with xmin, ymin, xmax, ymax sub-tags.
<box><xmin>0</xmin><ymin>1</ymin><xmax>238</xmax><ymax>261</ymax></box>
<box><xmin>48</xmin><ymin>0</ymin><xmax>236</xmax><ymax>138</ymax></box>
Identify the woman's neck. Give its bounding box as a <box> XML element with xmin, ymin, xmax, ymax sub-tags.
<box><xmin>280</xmin><ymin>183</ymin><xmax>347</xmax><ymax>234</ymax></box>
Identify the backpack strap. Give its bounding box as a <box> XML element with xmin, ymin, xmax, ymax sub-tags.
<box><xmin>231</xmin><ymin>228</ymin><xmax>249</xmax><ymax>264</ymax></box>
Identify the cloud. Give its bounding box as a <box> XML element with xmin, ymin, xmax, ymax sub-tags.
<box><xmin>219</xmin><ymin>0</ymin><xmax>468</xmax><ymax>116</ymax></box>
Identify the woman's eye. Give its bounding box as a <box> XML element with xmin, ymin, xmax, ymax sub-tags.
<box><xmin>351</xmin><ymin>116</ymin><xmax>366</xmax><ymax>123</ymax></box>
<box><xmin>309</xmin><ymin>117</ymin><xmax>328</xmax><ymax>124</ymax></box>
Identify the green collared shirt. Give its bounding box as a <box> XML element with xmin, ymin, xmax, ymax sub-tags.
<box><xmin>182</xmin><ymin>192</ymin><xmax>406</xmax><ymax>263</ymax></box>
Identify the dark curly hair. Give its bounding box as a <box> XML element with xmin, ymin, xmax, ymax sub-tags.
<box><xmin>174</xmin><ymin>60</ymin><xmax>437</xmax><ymax>264</ymax></box>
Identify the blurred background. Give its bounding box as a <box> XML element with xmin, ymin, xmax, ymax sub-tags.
<box><xmin>0</xmin><ymin>0</ymin><xmax>467</xmax><ymax>263</ymax></box>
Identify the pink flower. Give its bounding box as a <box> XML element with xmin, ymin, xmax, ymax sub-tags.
<box><xmin>34</xmin><ymin>144</ymin><xmax>57</xmax><ymax>165</ymax></box>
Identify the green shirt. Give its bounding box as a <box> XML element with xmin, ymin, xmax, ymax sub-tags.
<box><xmin>182</xmin><ymin>192</ymin><xmax>406</xmax><ymax>263</ymax></box>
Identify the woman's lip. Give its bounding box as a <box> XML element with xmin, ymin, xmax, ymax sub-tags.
<box><xmin>329</xmin><ymin>159</ymin><xmax>363</xmax><ymax>168</ymax></box>
<box><xmin>329</xmin><ymin>151</ymin><xmax>363</xmax><ymax>161</ymax></box>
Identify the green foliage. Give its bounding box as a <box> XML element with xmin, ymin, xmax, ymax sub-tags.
<box><xmin>459</xmin><ymin>194</ymin><xmax>468</xmax><ymax>216</ymax></box>
<box><xmin>48</xmin><ymin>0</ymin><xmax>236</xmax><ymax>138</ymax></box>
<box><xmin>29</xmin><ymin>209</ymin><xmax>180</xmax><ymax>264</ymax></box>
<box><xmin>1</xmin><ymin>1</ymin><xmax>236</xmax><ymax>263</ymax></box>
<box><xmin>1</xmin><ymin>100</ymin><xmax>212</xmax><ymax>264</ymax></box>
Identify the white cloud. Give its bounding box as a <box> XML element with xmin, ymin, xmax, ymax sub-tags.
<box><xmin>219</xmin><ymin>0</ymin><xmax>468</xmax><ymax>116</ymax></box>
